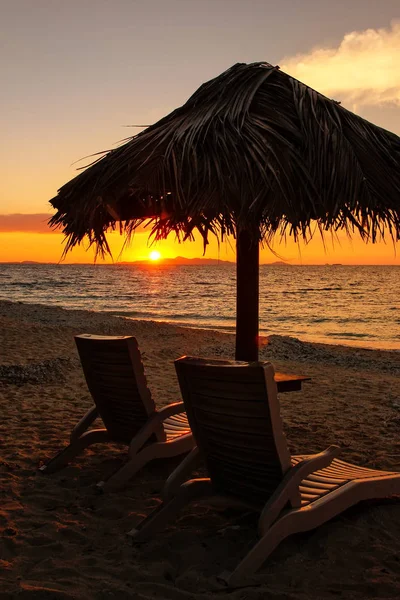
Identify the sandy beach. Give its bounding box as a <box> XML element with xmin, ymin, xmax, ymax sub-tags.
<box><xmin>1</xmin><ymin>299</ymin><xmax>399</xmax><ymax>599</ymax></box>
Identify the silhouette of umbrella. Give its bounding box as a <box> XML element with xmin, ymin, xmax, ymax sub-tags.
<box><xmin>50</xmin><ymin>62</ymin><xmax>400</xmax><ymax>360</ymax></box>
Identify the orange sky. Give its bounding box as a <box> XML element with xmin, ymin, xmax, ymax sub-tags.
<box><xmin>1</xmin><ymin>4</ymin><xmax>400</xmax><ymax>265</ymax></box>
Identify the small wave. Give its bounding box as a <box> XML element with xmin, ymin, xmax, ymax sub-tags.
<box><xmin>282</xmin><ymin>286</ymin><xmax>342</xmax><ymax>294</ymax></box>
<box><xmin>335</xmin><ymin>317</ymin><xmax>379</xmax><ymax>324</ymax></box>
<box><xmin>311</xmin><ymin>317</ymin><xmax>329</xmax><ymax>323</ymax></box>
<box><xmin>111</xmin><ymin>310</ymin><xmax>205</xmax><ymax>320</ymax></box>
<box><xmin>155</xmin><ymin>319</ymin><xmax>236</xmax><ymax>332</ymax></box>
<box><xmin>50</xmin><ymin>281</ymin><xmax>72</xmax><ymax>287</ymax></box>
<box><xmin>112</xmin><ymin>310</ymin><xmax>235</xmax><ymax>324</ymax></box>
<box><xmin>272</xmin><ymin>315</ymin><xmax>296</xmax><ymax>322</ymax></box>
<box><xmin>198</xmin><ymin>292</ymin><xmax>218</xmax><ymax>298</ymax></box>
<box><xmin>10</xmin><ymin>282</ymin><xmax>40</xmax><ymax>288</ymax></box>
<box><xmin>326</xmin><ymin>332</ymin><xmax>378</xmax><ymax>339</ymax></box>
<box><xmin>300</xmin><ymin>286</ymin><xmax>342</xmax><ymax>291</ymax></box>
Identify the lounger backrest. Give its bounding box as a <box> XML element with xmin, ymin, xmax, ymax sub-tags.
<box><xmin>75</xmin><ymin>334</ymin><xmax>156</xmax><ymax>444</ymax></box>
<box><xmin>175</xmin><ymin>356</ymin><xmax>298</xmax><ymax>507</ymax></box>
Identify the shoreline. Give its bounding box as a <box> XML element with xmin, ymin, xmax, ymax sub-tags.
<box><xmin>117</xmin><ymin>313</ymin><xmax>400</xmax><ymax>352</ymax></box>
<box><xmin>1</xmin><ymin>297</ymin><xmax>399</xmax><ymax>354</ymax></box>
<box><xmin>1</xmin><ymin>298</ymin><xmax>399</xmax><ymax>598</ymax></box>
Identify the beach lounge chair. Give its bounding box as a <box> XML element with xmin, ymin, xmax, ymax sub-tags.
<box><xmin>39</xmin><ymin>335</ymin><xmax>194</xmax><ymax>491</ymax></box>
<box><xmin>128</xmin><ymin>356</ymin><xmax>400</xmax><ymax>585</ymax></box>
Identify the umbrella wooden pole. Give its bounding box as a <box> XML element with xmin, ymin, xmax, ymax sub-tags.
<box><xmin>235</xmin><ymin>227</ymin><xmax>259</xmax><ymax>361</ymax></box>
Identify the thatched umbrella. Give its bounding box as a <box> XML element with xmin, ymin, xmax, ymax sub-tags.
<box><xmin>50</xmin><ymin>62</ymin><xmax>400</xmax><ymax>361</ymax></box>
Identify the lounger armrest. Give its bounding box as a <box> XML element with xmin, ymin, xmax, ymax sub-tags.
<box><xmin>157</xmin><ymin>401</ymin><xmax>186</xmax><ymax>420</ymax></box>
<box><xmin>70</xmin><ymin>406</ymin><xmax>99</xmax><ymax>442</ymax></box>
<box><xmin>128</xmin><ymin>412</ymin><xmax>167</xmax><ymax>455</ymax></box>
<box><xmin>129</xmin><ymin>402</ymin><xmax>186</xmax><ymax>454</ymax></box>
<box><xmin>258</xmin><ymin>445</ymin><xmax>341</xmax><ymax>535</ymax></box>
<box><xmin>129</xmin><ymin>403</ymin><xmax>187</xmax><ymax>454</ymax></box>
<box><xmin>295</xmin><ymin>445</ymin><xmax>341</xmax><ymax>477</ymax></box>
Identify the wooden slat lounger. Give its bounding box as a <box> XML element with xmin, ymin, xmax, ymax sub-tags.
<box><xmin>128</xmin><ymin>356</ymin><xmax>400</xmax><ymax>585</ymax></box>
<box><xmin>39</xmin><ymin>335</ymin><xmax>194</xmax><ymax>491</ymax></box>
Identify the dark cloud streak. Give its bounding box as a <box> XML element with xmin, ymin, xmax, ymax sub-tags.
<box><xmin>0</xmin><ymin>214</ymin><xmax>56</xmax><ymax>234</ymax></box>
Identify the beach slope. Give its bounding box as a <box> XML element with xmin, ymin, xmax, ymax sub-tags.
<box><xmin>1</xmin><ymin>300</ymin><xmax>399</xmax><ymax>599</ymax></box>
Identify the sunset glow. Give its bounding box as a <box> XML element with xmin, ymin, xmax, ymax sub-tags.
<box><xmin>149</xmin><ymin>250</ymin><xmax>161</xmax><ymax>261</ymax></box>
<box><xmin>0</xmin><ymin>229</ymin><xmax>399</xmax><ymax>265</ymax></box>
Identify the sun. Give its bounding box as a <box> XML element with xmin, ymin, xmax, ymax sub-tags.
<box><xmin>149</xmin><ymin>250</ymin><xmax>162</xmax><ymax>261</ymax></box>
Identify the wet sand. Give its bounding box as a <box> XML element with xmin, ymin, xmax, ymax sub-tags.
<box><xmin>1</xmin><ymin>299</ymin><xmax>399</xmax><ymax>599</ymax></box>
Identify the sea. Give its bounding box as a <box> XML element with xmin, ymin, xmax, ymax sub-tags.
<box><xmin>0</xmin><ymin>263</ymin><xmax>399</xmax><ymax>350</ymax></box>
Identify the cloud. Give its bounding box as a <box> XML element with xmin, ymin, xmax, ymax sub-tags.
<box><xmin>0</xmin><ymin>214</ymin><xmax>55</xmax><ymax>233</ymax></box>
<box><xmin>281</xmin><ymin>21</ymin><xmax>400</xmax><ymax>109</ymax></box>
<box><xmin>0</xmin><ymin>213</ymin><xmax>151</xmax><ymax>235</ymax></box>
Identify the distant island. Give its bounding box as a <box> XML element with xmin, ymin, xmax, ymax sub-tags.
<box><xmin>117</xmin><ymin>256</ymin><xmax>234</xmax><ymax>266</ymax></box>
<box><xmin>117</xmin><ymin>257</ymin><xmax>297</xmax><ymax>266</ymax></box>
<box><xmin>0</xmin><ymin>258</ymin><xmax>294</xmax><ymax>266</ymax></box>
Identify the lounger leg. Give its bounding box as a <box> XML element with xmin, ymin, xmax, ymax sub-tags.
<box><xmin>70</xmin><ymin>406</ymin><xmax>99</xmax><ymax>442</ymax></box>
<box><xmin>39</xmin><ymin>429</ymin><xmax>109</xmax><ymax>474</ymax></box>
<box><xmin>127</xmin><ymin>479</ymin><xmax>213</xmax><ymax>541</ymax></box>
<box><xmin>220</xmin><ymin>512</ymin><xmax>299</xmax><ymax>587</ymax></box>
<box><xmin>163</xmin><ymin>447</ymin><xmax>201</xmax><ymax>501</ymax></box>
<box><xmin>98</xmin><ymin>446</ymin><xmax>156</xmax><ymax>492</ymax></box>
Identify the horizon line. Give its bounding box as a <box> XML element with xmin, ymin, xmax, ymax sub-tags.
<box><xmin>0</xmin><ymin>260</ymin><xmax>399</xmax><ymax>267</ymax></box>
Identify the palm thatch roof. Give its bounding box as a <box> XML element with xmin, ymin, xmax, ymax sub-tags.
<box><xmin>50</xmin><ymin>62</ymin><xmax>400</xmax><ymax>256</ymax></box>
